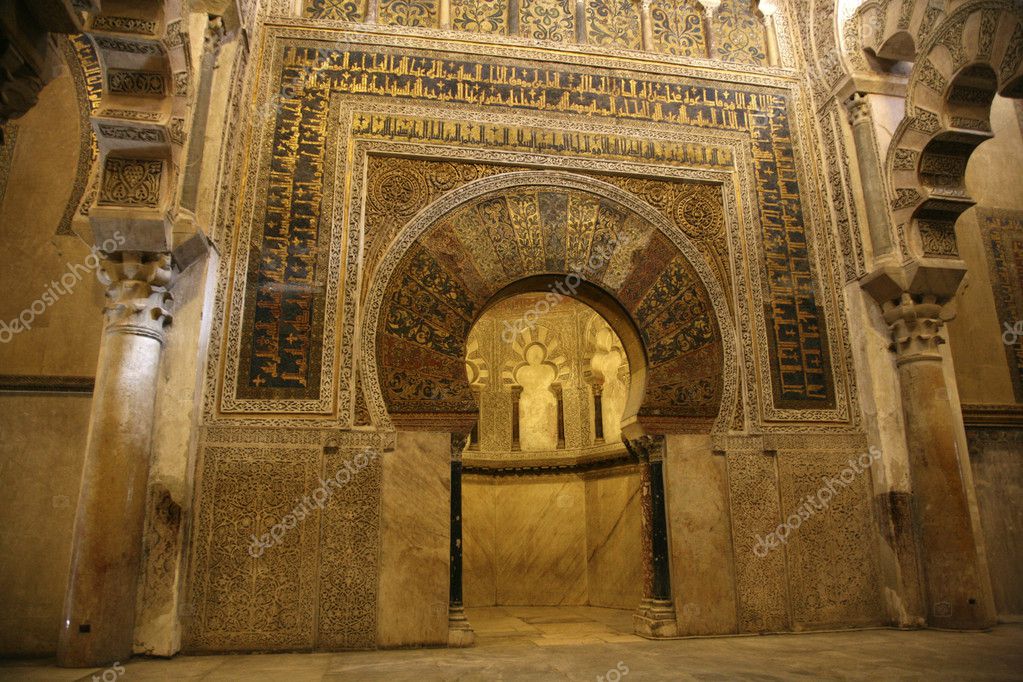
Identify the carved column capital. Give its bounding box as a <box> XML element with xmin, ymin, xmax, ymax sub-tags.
<box><xmin>844</xmin><ymin>92</ymin><xmax>872</xmax><ymax>127</ymax></box>
<box><xmin>701</xmin><ymin>0</ymin><xmax>722</xmax><ymax>16</ymax></box>
<box><xmin>625</xmin><ymin>434</ymin><xmax>666</xmax><ymax>462</ymax></box>
<box><xmin>98</xmin><ymin>252</ymin><xmax>174</xmax><ymax>342</ymax></box>
<box><xmin>450</xmin><ymin>432</ymin><xmax>469</xmax><ymax>462</ymax></box>
<box><xmin>882</xmin><ymin>293</ymin><xmax>948</xmax><ymax>364</ymax></box>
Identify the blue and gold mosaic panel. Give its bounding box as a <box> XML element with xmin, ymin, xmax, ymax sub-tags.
<box><xmin>379</xmin><ymin>0</ymin><xmax>441</xmax><ymax>27</ymax></box>
<box><xmin>648</xmin><ymin>0</ymin><xmax>707</xmax><ymax>57</ymax></box>
<box><xmin>712</xmin><ymin>0</ymin><xmax>768</xmax><ymax>65</ymax></box>
<box><xmin>585</xmin><ymin>0</ymin><xmax>642</xmax><ymax>50</ymax></box>
<box><xmin>452</xmin><ymin>0</ymin><xmax>509</xmax><ymax>33</ymax></box>
<box><xmin>304</xmin><ymin>0</ymin><xmax>368</xmax><ymax>21</ymax></box>
<box><xmin>519</xmin><ymin>0</ymin><xmax>576</xmax><ymax>42</ymax></box>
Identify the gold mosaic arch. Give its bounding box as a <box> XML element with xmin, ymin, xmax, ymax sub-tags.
<box><xmin>360</xmin><ymin>170</ymin><xmax>739</xmax><ymax>434</ymax></box>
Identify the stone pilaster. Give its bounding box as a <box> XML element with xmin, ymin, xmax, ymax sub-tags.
<box><xmin>58</xmin><ymin>253</ymin><xmax>174</xmax><ymax>667</ymax></box>
<box><xmin>448</xmin><ymin>433</ymin><xmax>475</xmax><ymax>647</ymax></box>
<box><xmin>862</xmin><ymin>264</ymin><xmax>995</xmax><ymax>629</ymax></box>
<box><xmin>844</xmin><ymin>93</ymin><xmax>895</xmax><ymax>258</ymax></box>
<box><xmin>626</xmin><ymin>435</ymin><xmax>678</xmax><ymax>638</ymax></box>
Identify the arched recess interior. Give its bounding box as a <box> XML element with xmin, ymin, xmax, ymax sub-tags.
<box><xmin>360</xmin><ymin>171</ymin><xmax>737</xmax><ymax>437</ymax></box>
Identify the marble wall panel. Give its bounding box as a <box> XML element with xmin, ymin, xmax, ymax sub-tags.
<box><xmin>463</xmin><ymin>474</ymin><xmax>498</xmax><ymax>607</ymax></box>
<box><xmin>665</xmin><ymin>434</ymin><xmax>738</xmax><ymax>635</ymax></box>
<box><xmin>494</xmin><ymin>474</ymin><xmax>588</xmax><ymax>605</ymax></box>
<box><xmin>583</xmin><ymin>467</ymin><xmax>643</xmax><ymax>609</ymax></box>
<box><xmin>377</xmin><ymin>431</ymin><xmax>450</xmax><ymax>646</ymax></box>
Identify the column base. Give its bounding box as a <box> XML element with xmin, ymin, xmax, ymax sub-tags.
<box><xmin>633</xmin><ymin>598</ymin><xmax>678</xmax><ymax>638</ymax></box>
<box><xmin>447</xmin><ymin>605</ymin><xmax>475</xmax><ymax>647</ymax></box>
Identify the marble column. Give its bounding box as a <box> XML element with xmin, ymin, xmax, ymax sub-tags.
<box><xmin>879</xmin><ymin>293</ymin><xmax>993</xmax><ymax>628</ymax></box>
<box><xmin>757</xmin><ymin>1</ymin><xmax>781</xmax><ymax>67</ymax></box>
<box><xmin>508</xmin><ymin>0</ymin><xmax>520</xmax><ymax>35</ymax></box>
<box><xmin>439</xmin><ymin>0</ymin><xmax>451</xmax><ymax>29</ymax></box>
<box><xmin>575</xmin><ymin>0</ymin><xmax>587</xmax><ymax>43</ymax></box>
<box><xmin>639</xmin><ymin>0</ymin><xmax>654</xmax><ymax>52</ymax></box>
<box><xmin>58</xmin><ymin>253</ymin><xmax>174</xmax><ymax>667</ymax></box>
<box><xmin>844</xmin><ymin>93</ymin><xmax>895</xmax><ymax>257</ymax></box>
<box><xmin>627</xmin><ymin>435</ymin><xmax>678</xmax><ymax>637</ymax></box>
<box><xmin>701</xmin><ymin>0</ymin><xmax>721</xmax><ymax>59</ymax></box>
<box><xmin>448</xmin><ymin>434</ymin><xmax>475</xmax><ymax>647</ymax></box>
<box><xmin>553</xmin><ymin>383</ymin><xmax>566</xmax><ymax>448</ymax></box>
<box><xmin>511</xmin><ymin>385</ymin><xmax>522</xmax><ymax>451</ymax></box>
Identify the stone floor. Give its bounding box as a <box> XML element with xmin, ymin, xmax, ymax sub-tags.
<box><xmin>2</xmin><ymin>607</ymin><xmax>1022</xmax><ymax>681</ymax></box>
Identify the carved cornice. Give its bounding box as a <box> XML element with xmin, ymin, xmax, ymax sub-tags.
<box><xmin>961</xmin><ymin>403</ymin><xmax>1023</xmax><ymax>428</ymax></box>
<box><xmin>0</xmin><ymin>374</ymin><xmax>94</xmax><ymax>393</ymax></box>
<box><xmin>463</xmin><ymin>441</ymin><xmax>631</xmax><ymax>471</ymax></box>
<box><xmin>98</xmin><ymin>252</ymin><xmax>174</xmax><ymax>342</ymax></box>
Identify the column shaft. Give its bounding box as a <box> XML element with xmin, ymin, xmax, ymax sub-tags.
<box><xmin>649</xmin><ymin>458</ymin><xmax>671</xmax><ymax>601</ymax></box>
<box><xmin>59</xmin><ymin>255</ymin><xmax>173</xmax><ymax>667</ymax></box>
<box><xmin>628</xmin><ymin>436</ymin><xmax>678</xmax><ymax>637</ymax></box>
<box><xmin>886</xmin><ymin>296</ymin><xmax>993</xmax><ymax>628</ymax></box>
<box><xmin>448</xmin><ymin>434</ymin><xmax>475</xmax><ymax>646</ymax></box>
<box><xmin>640</xmin><ymin>0</ymin><xmax>654</xmax><ymax>52</ymax></box>
<box><xmin>764</xmin><ymin>14</ymin><xmax>780</xmax><ymax>66</ymax></box>
<box><xmin>449</xmin><ymin>459</ymin><xmax>463</xmax><ymax>606</ymax></box>
<box><xmin>846</xmin><ymin>93</ymin><xmax>894</xmax><ymax>257</ymax></box>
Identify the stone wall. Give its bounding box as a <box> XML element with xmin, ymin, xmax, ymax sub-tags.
<box><xmin>0</xmin><ymin>51</ymin><xmax>101</xmax><ymax>657</ymax></box>
<box><xmin>967</xmin><ymin>426</ymin><xmax>1023</xmax><ymax>619</ymax></box>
